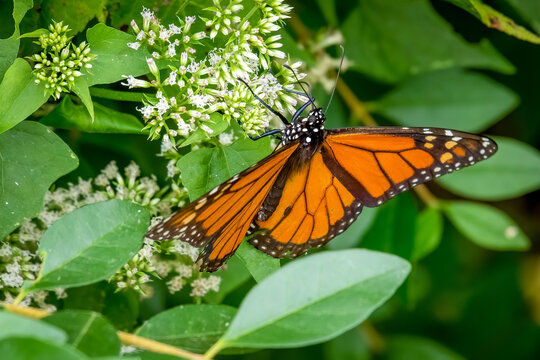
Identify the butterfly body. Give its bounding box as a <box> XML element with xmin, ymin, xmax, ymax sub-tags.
<box><xmin>147</xmin><ymin>107</ymin><xmax>497</xmax><ymax>272</ymax></box>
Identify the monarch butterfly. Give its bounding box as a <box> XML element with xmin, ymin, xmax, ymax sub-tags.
<box><xmin>146</xmin><ymin>90</ymin><xmax>498</xmax><ymax>271</ymax></box>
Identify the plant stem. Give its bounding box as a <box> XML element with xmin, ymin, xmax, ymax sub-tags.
<box><xmin>203</xmin><ymin>340</ymin><xmax>226</xmax><ymax>359</ymax></box>
<box><xmin>1</xmin><ymin>302</ymin><xmax>206</xmax><ymax>360</ymax></box>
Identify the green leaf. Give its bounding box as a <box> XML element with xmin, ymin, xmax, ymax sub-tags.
<box><xmin>86</xmin><ymin>24</ymin><xmax>152</xmax><ymax>86</ymax></box>
<box><xmin>72</xmin><ymin>77</ymin><xmax>94</xmax><ymax>121</ymax></box>
<box><xmin>506</xmin><ymin>0</ymin><xmax>540</xmax><ymax>34</ymax></box>
<box><xmin>179</xmin><ymin>113</ymin><xmax>229</xmax><ymax>147</ymax></box>
<box><xmin>315</xmin><ymin>0</ymin><xmax>338</xmax><ymax>25</ymax></box>
<box><xmin>136</xmin><ymin>304</ymin><xmax>237</xmax><ymax>353</ymax></box>
<box><xmin>0</xmin><ymin>58</ymin><xmax>49</xmax><ymax>134</ymax></box>
<box><xmin>217</xmin><ymin>249</ymin><xmax>410</xmax><ymax>349</ymax></box>
<box><xmin>0</xmin><ymin>121</ymin><xmax>78</xmax><ymax>240</ymax></box>
<box><xmin>443</xmin><ymin>201</ymin><xmax>530</xmax><ymax>251</ymax></box>
<box><xmin>27</xmin><ymin>200</ymin><xmax>150</xmax><ymax>291</ymax></box>
<box><xmin>40</xmin><ymin>96</ymin><xmax>145</xmax><ymax>134</ymax></box>
<box><xmin>178</xmin><ymin>138</ymin><xmax>273</xmax><ymax>200</ymax></box>
<box><xmin>370</xmin><ymin>69</ymin><xmax>518</xmax><ymax>132</ymax></box>
<box><xmin>445</xmin><ymin>0</ymin><xmax>540</xmax><ymax>44</ymax></box>
<box><xmin>437</xmin><ymin>137</ymin><xmax>540</xmax><ymax>200</ymax></box>
<box><xmin>43</xmin><ymin>310</ymin><xmax>121</xmax><ymax>357</ymax></box>
<box><xmin>342</xmin><ymin>0</ymin><xmax>514</xmax><ymax>83</ymax></box>
<box><xmin>236</xmin><ymin>241</ymin><xmax>280</xmax><ymax>282</ymax></box>
<box><xmin>0</xmin><ymin>312</ymin><xmax>67</xmax><ymax>344</ymax></box>
<box><xmin>386</xmin><ymin>335</ymin><xmax>464</xmax><ymax>360</ymax></box>
<box><xmin>412</xmin><ymin>208</ymin><xmax>444</xmax><ymax>261</ymax></box>
<box><xmin>41</xmin><ymin>0</ymin><xmax>107</xmax><ymax>34</ymax></box>
<box><xmin>327</xmin><ymin>207</ymin><xmax>378</xmax><ymax>250</ymax></box>
<box><xmin>361</xmin><ymin>193</ymin><xmax>418</xmax><ymax>260</ymax></box>
<box><xmin>0</xmin><ymin>337</ymin><xmax>87</xmax><ymax>360</ymax></box>
<box><xmin>324</xmin><ymin>328</ymin><xmax>370</xmax><ymax>360</ymax></box>
<box><xmin>0</xmin><ymin>0</ymin><xmax>33</xmax><ymax>80</ymax></box>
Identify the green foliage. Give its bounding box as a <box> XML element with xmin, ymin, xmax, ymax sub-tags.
<box><xmin>0</xmin><ymin>121</ymin><xmax>78</xmax><ymax>239</ymax></box>
<box><xmin>0</xmin><ymin>0</ymin><xmax>539</xmax><ymax>359</ymax></box>
<box><xmin>26</xmin><ymin>200</ymin><xmax>150</xmax><ymax>292</ymax></box>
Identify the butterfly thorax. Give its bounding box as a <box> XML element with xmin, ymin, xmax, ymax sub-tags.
<box><xmin>282</xmin><ymin>108</ymin><xmax>326</xmax><ymax>146</ymax></box>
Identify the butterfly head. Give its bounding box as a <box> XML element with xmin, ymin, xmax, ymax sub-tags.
<box><xmin>283</xmin><ymin>108</ymin><xmax>326</xmax><ymax>146</ymax></box>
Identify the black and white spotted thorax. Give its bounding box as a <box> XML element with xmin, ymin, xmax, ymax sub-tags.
<box><xmin>282</xmin><ymin>108</ymin><xmax>326</xmax><ymax>146</ymax></box>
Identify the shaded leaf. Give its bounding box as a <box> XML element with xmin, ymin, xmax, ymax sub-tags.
<box><xmin>136</xmin><ymin>304</ymin><xmax>237</xmax><ymax>353</ymax></box>
<box><xmin>72</xmin><ymin>77</ymin><xmax>94</xmax><ymax>121</ymax></box>
<box><xmin>178</xmin><ymin>138</ymin><xmax>273</xmax><ymax>200</ymax></box>
<box><xmin>370</xmin><ymin>69</ymin><xmax>518</xmax><ymax>132</ymax></box>
<box><xmin>0</xmin><ymin>337</ymin><xmax>87</xmax><ymax>360</ymax></box>
<box><xmin>342</xmin><ymin>0</ymin><xmax>514</xmax><ymax>83</ymax></box>
<box><xmin>27</xmin><ymin>200</ymin><xmax>150</xmax><ymax>291</ymax></box>
<box><xmin>236</xmin><ymin>241</ymin><xmax>280</xmax><ymax>282</ymax></box>
<box><xmin>41</xmin><ymin>0</ymin><xmax>107</xmax><ymax>34</ymax></box>
<box><xmin>41</xmin><ymin>96</ymin><xmax>145</xmax><ymax>134</ymax></box>
<box><xmin>387</xmin><ymin>335</ymin><xmax>464</xmax><ymax>360</ymax></box>
<box><xmin>0</xmin><ymin>121</ymin><xmax>78</xmax><ymax>239</ymax></box>
<box><xmin>0</xmin><ymin>312</ymin><xmax>66</xmax><ymax>344</ymax></box>
<box><xmin>0</xmin><ymin>58</ymin><xmax>49</xmax><ymax>134</ymax></box>
<box><xmin>446</xmin><ymin>0</ymin><xmax>540</xmax><ymax>44</ymax></box>
<box><xmin>438</xmin><ymin>137</ymin><xmax>540</xmax><ymax>200</ymax></box>
<box><xmin>43</xmin><ymin>310</ymin><xmax>121</xmax><ymax>357</ymax></box>
<box><xmin>361</xmin><ymin>193</ymin><xmax>417</xmax><ymax>260</ymax></box>
<box><xmin>324</xmin><ymin>328</ymin><xmax>370</xmax><ymax>360</ymax></box>
<box><xmin>412</xmin><ymin>208</ymin><xmax>444</xmax><ymax>261</ymax></box>
<box><xmin>204</xmin><ymin>256</ymin><xmax>251</xmax><ymax>304</ymax></box>
<box><xmin>443</xmin><ymin>201</ymin><xmax>530</xmax><ymax>251</ymax></box>
<box><xmin>218</xmin><ymin>249</ymin><xmax>410</xmax><ymax>349</ymax></box>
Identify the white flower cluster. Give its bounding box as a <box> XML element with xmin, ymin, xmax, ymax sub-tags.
<box><xmin>122</xmin><ymin>0</ymin><xmax>307</xmax><ymax>149</ymax></box>
<box><xmin>29</xmin><ymin>21</ymin><xmax>94</xmax><ymax>99</ymax></box>
<box><xmin>1</xmin><ymin>162</ymin><xmax>221</xmax><ymax>307</ymax></box>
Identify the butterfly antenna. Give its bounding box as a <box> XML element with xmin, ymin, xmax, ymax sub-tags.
<box><xmin>284</xmin><ymin>64</ymin><xmax>314</xmax><ymax>109</ymax></box>
<box><xmin>325</xmin><ymin>45</ymin><xmax>345</xmax><ymax>115</ymax></box>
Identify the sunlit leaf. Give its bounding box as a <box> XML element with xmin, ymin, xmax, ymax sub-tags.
<box><xmin>0</xmin><ymin>312</ymin><xmax>66</xmax><ymax>344</ymax></box>
<box><xmin>27</xmin><ymin>200</ymin><xmax>150</xmax><ymax>291</ymax></box>
<box><xmin>0</xmin><ymin>337</ymin><xmax>87</xmax><ymax>360</ymax></box>
<box><xmin>236</xmin><ymin>241</ymin><xmax>280</xmax><ymax>282</ymax></box>
<box><xmin>218</xmin><ymin>249</ymin><xmax>410</xmax><ymax>349</ymax></box>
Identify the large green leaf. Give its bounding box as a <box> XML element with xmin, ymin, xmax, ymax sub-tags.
<box><xmin>0</xmin><ymin>337</ymin><xmax>87</xmax><ymax>360</ymax></box>
<box><xmin>0</xmin><ymin>58</ymin><xmax>49</xmax><ymax>134</ymax></box>
<box><xmin>0</xmin><ymin>121</ymin><xmax>78</xmax><ymax>240</ymax></box>
<box><xmin>361</xmin><ymin>193</ymin><xmax>417</xmax><ymax>260</ymax></box>
<box><xmin>370</xmin><ymin>69</ymin><xmax>518</xmax><ymax>132</ymax></box>
<box><xmin>43</xmin><ymin>310</ymin><xmax>121</xmax><ymax>357</ymax></box>
<box><xmin>445</xmin><ymin>0</ymin><xmax>540</xmax><ymax>44</ymax></box>
<box><xmin>216</xmin><ymin>249</ymin><xmax>410</xmax><ymax>350</ymax></box>
<box><xmin>0</xmin><ymin>312</ymin><xmax>66</xmax><ymax>344</ymax></box>
<box><xmin>41</xmin><ymin>96</ymin><xmax>145</xmax><ymax>134</ymax></box>
<box><xmin>136</xmin><ymin>304</ymin><xmax>237</xmax><ymax>353</ymax></box>
<box><xmin>27</xmin><ymin>200</ymin><xmax>150</xmax><ymax>291</ymax></box>
<box><xmin>342</xmin><ymin>0</ymin><xmax>514</xmax><ymax>83</ymax></box>
<box><xmin>438</xmin><ymin>137</ymin><xmax>540</xmax><ymax>200</ymax></box>
<box><xmin>0</xmin><ymin>0</ymin><xmax>33</xmax><ymax>81</ymax></box>
<box><xmin>443</xmin><ymin>201</ymin><xmax>530</xmax><ymax>251</ymax></box>
<box><xmin>86</xmin><ymin>24</ymin><xmax>152</xmax><ymax>86</ymax></box>
<box><xmin>177</xmin><ymin>138</ymin><xmax>273</xmax><ymax>200</ymax></box>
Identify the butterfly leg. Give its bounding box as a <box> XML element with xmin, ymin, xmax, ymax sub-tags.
<box><xmin>237</xmin><ymin>78</ymin><xmax>289</xmax><ymax>125</ymax></box>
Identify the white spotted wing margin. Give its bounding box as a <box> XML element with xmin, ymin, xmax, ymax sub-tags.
<box><xmin>145</xmin><ymin>143</ymin><xmax>299</xmax><ymax>272</ymax></box>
